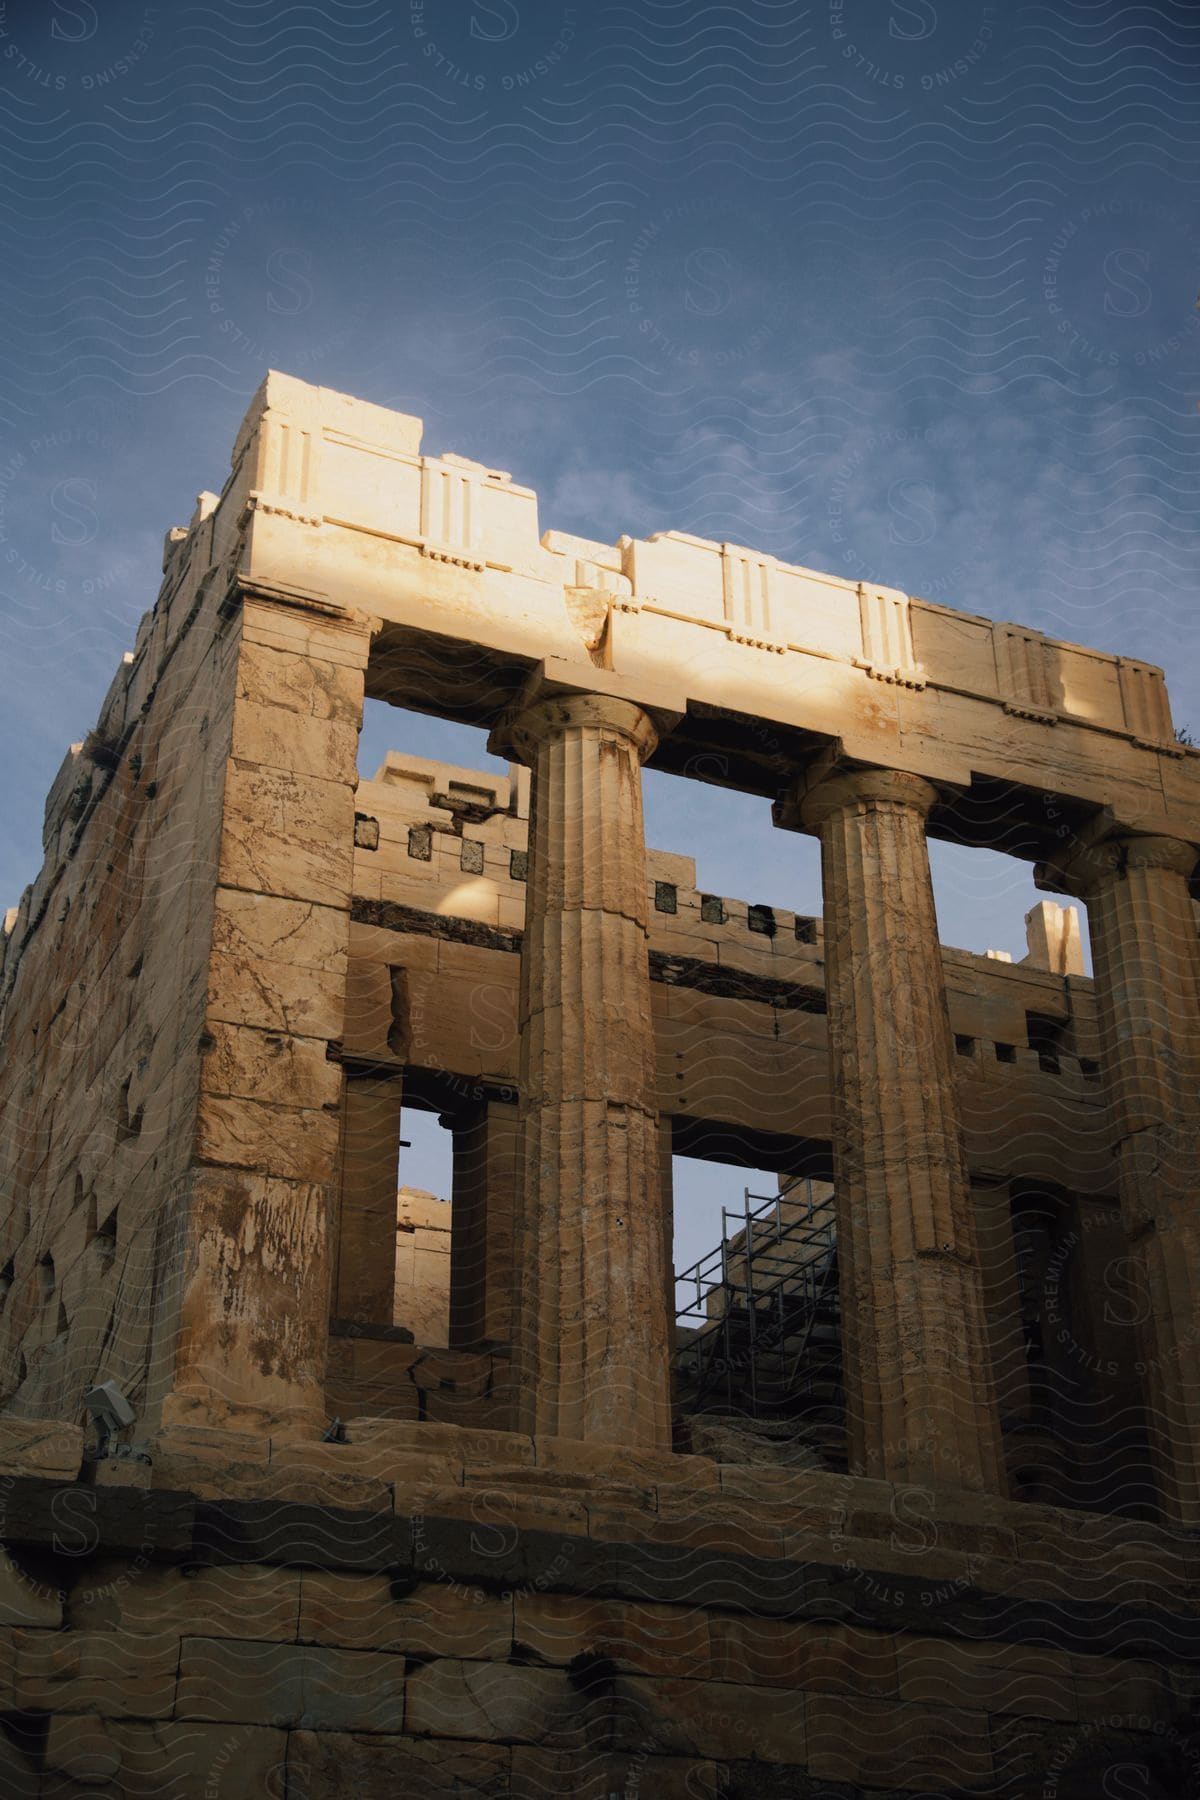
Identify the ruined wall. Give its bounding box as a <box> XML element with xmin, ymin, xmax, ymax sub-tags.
<box><xmin>0</xmin><ymin>1422</ymin><xmax>1196</xmax><ymax>1798</ymax></box>
<box><xmin>0</xmin><ymin>371</ymin><xmax>1196</xmax><ymax>1796</ymax></box>
<box><xmin>0</xmin><ymin>478</ymin><xmax>251</xmax><ymax>1432</ymax></box>
<box><xmin>0</xmin><ymin>377</ymin><xmax>377</xmax><ymax>1440</ymax></box>
<box><xmin>0</xmin><ymin>365</ymin><xmax>1156</xmax><ymax>1473</ymax></box>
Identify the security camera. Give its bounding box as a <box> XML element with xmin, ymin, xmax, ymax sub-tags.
<box><xmin>83</xmin><ymin>1381</ymin><xmax>136</xmax><ymax>1454</ymax></box>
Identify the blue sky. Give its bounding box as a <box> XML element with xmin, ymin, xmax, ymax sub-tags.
<box><xmin>3</xmin><ymin>0</ymin><xmax>1198</xmax><ymax>1260</ymax></box>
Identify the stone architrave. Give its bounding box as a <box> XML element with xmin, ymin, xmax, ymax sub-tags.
<box><xmin>794</xmin><ymin>767</ymin><xmax>1006</xmax><ymax>1495</ymax></box>
<box><xmin>492</xmin><ymin>692</ymin><xmax>672</xmax><ymax>1448</ymax></box>
<box><xmin>1037</xmin><ymin>832</ymin><xmax>1200</xmax><ymax>1524</ymax></box>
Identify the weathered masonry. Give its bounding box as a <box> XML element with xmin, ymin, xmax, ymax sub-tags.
<box><xmin>0</xmin><ymin>373</ymin><xmax>1198</xmax><ymax>1798</ymax></box>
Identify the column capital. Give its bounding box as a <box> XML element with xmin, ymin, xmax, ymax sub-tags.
<box><xmin>776</xmin><ymin>763</ymin><xmax>940</xmax><ymax>834</ymax></box>
<box><xmin>491</xmin><ymin>691</ymin><xmax>659</xmax><ymax>767</ymax></box>
<box><xmin>1035</xmin><ymin>831</ymin><xmax>1198</xmax><ymax>899</ymax></box>
<box><xmin>488</xmin><ymin>657</ymin><xmax>683</xmax><ymax>768</ymax></box>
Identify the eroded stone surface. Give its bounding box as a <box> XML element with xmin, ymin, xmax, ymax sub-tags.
<box><xmin>1</xmin><ymin>371</ymin><xmax>1198</xmax><ymax>1796</ymax></box>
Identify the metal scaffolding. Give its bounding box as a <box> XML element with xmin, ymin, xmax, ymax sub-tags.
<box><xmin>673</xmin><ymin>1177</ymin><xmax>842</xmax><ymax>1424</ymax></box>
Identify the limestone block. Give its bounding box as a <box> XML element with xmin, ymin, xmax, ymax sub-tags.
<box><xmin>345</xmin><ymin>1419</ymin><xmax>535</xmax><ymax>1466</ymax></box>
<box><xmin>349</xmin><ymin>863</ymin><xmax>384</xmax><ymax>902</ymax></box>
<box><xmin>78</xmin><ymin>1564</ymin><xmax>301</xmax><ymax>1640</ymax></box>
<box><xmin>894</xmin><ymin>1637</ymin><xmax>1076</xmax><ymax>1718</ymax></box>
<box><xmin>106</xmin><ymin>1720</ymin><xmax>290</xmax><ymax>1799</ymax></box>
<box><xmin>805</xmin><ymin>1693</ymin><xmax>993</xmax><ymax>1789</ymax></box>
<box><xmin>462</xmin><ymin>1464</ymin><xmax>656</xmax><ymax>1516</ymax></box>
<box><xmin>611</xmin><ymin>1674</ymin><xmax>807</xmax><ymax>1762</ymax></box>
<box><xmin>209</xmin><ymin>890</ymin><xmax>347</xmax><ymax>1038</ymax></box>
<box><xmin>497</xmin><ymin>894</ymin><xmax>526</xmax><ymax>931</ymax></box>
<box><xmin>13</xmin><ymin>1628</ymin><xmax>178</xmax><ymax>1717</ymax></box>
<box><xmin>150</xmin><ymin>1423</ymin><xmax>272</xmax><ymax>1464</ymax></box>
<box><xmin>846</xmin><ymin>1501</ymin><xmax>1017</xmax><ymax>1564</ymax></box>
<box><xmin>176</xmin><ymin>1637</ymin><xmax>404</xmax><ymax>1730</ymax></box>
<box><xmin>514</xmin><ymin>1749</ymin><xmax>723</xmax><ymax>1800</ymax></box>
<box><xmin>434</xmin><ymin>875</ymin><xmax>500</xmax><ymax>926</ymax></box>
<box><xmin>325</xmin><ymin>1380</ymin><xmax>421</xmax><ymax>1425</ymax></box>
<box><xmin>230</xmin><ymin>697</ymin><xmax>359</xmax><ymax>786</ymax></box>
<box><xmin>401</xmin><ymin>970</ymin><xmax>518</xmax><ymax>1077</ymax></box>
<box><xmin>1072</xmin><ymin>1653</ymin><xmax>1170</xmax><ymax>1720</ymax></box>
<box><xmin>165</xmin><ymin>1166</ymin><xmax>335</xmax><ymax>1424</ymax></box>
<box><xmin>405</xmin><ymin>1658</ymin><xmax>573</xmax><ymax>1742</ymax></box>
<box><xmin>271</xmin><ymin>1440</ymin><xmax>462</xmax><ymax>1491</ymax></box>
<box><xmin>514</xmin><ymin>1594</ymin><xmax>710</xmax><ymax>1677</ymax></box>
<box><xmin>219</xmin><ymin>763</ymin><xmax>354</xmax><ymax>908</ymax></box>
<box><xmin>991</xmin><ymin>1715</ymin><xmax>1156</xmax><ymax>1798</ymax></box>
<box><xmin>790</xmin><ymin>1531</ymin><xmax>988</xmax><ymax>1598</ymax></box>
<box><xmin>0</xmin><ymin>1419</ymin><xmax>83</xmax><ymax>1482</ymax></box>
<box><xmin>151</xmin><ymin>1447</ymin><xmax>391</xmax><ymax>1512</ymax></box>
<box><xmin>1023</xmin><ymin>899</ymin><xmax>1086</xmax><ymax>976</ymax></box>
<box><xmin>43</xmin><ymin>1716</ymin><xmax>122</xmax><ymax>1785</ymax></box>
<box><xmin>409</xmin><ymin>1480</ymin><xmax>588</xmax><ymax>1538</ymax></box>
<box><xmin>648</xmin><ymin>916</ymin><xmax>720</xmax><ymax>962</ymax></box>
<box><xmin>0</xmin><ymin>1549</ymin><xmax>61</xmax><ymax>1629</ymax></box>
<box><xmin>709</xmin><ymin>1619</ymin><xmax>897</xmax><ymax>1695</ymax></box>
<box><xmin>200</xmin><ymin>1019</ymin><xmax>341</xmax><ymax>1111</ymax></box>
<box><xmin>195</xmin><ymin>1095</ymin><xmax>339</xmax><ymax>1182</ymax></box>
<box><xmin>644</xmin><ymin>1495</ymin><xmax>788</xmax><ymax>1561</ymax></box>
<box><xmin>236</xmin><ymin>636</ymin><xmax>363</xmax><ymax>724</ymax></box>
<box><xmin>287</xmin><ymin>1729</ymin><xmax>509</xmax><ymax>1798</ymax></box>
<box><xmin>93</xmin><ymin>1456</ymin><xmax>153</xmax><ymax>1490</ymax></box>
<box><xmin>348</xmin><ymin>918</ymin><xmax>436</xmax><ymax>970</ymax></box>
<box><xmin>646</xmin><ymin>850</ymin><xmax>697</xmax><ymax>888</ymax></box>
<box><xmin>299</xmin><ymin>1573</ymin><xmax>512</xmax><ymax>1658</ymax></box>
<box><xmin>326</xmin><ymin>1338</ymin><xmax>422</xmax><ymax>1388</ymax></box>
<box><xmin>535</xmin><ymin>1436</ymin><xmax>721</xmax><ymax>1491</ymax></box>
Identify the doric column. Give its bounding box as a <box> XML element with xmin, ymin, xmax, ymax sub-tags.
<box><xmin>793</xmin><ymin>767</ymin><xmax>1005</xmax><ymax>1494</ymax></box>
<box><xmin>494</xmin><ymin>693</ymin><xmax>671</xmax><ymax>1448</ymax></box>
<box><xmin>1037</xmin><ymin>832</ymin><xmax>1200</xmax><ymax>1523</ymax></box>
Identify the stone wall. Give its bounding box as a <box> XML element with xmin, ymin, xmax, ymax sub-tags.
<box><xmin>394</xmin><ymin>1187</ymin><xmax>451</xmax><ymax>1345</ymax></box>
<box><xmin>0</xmin><ymin>1424</ymin><xmax>1195</xmax><ymax>1797</ymax></box>
<box><xmin>0</xmin><ymin>484</ymin><xmax>249</xmax><ymax>1432</ymax></box>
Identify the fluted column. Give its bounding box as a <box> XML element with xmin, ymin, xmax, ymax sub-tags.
<box><xmin>797</xmin><ymin>768</ymin><xmax>1005</xmax><ymax>1494</ymax></box>
<box><xmin>1037</xmin><ymin>833</ymin><xmax>1200</xmax><ymax>1523</ymax></box>
<box><xmin>499</xmin><ymin>693</ymin><xmax>671</xmax><ymax>1447</ymax></box>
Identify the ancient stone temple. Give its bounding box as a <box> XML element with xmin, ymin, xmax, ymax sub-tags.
<box><xmin>0</xmin><ymin>371</ymin><xmax>1197</xmax><ymax>1795</ymax></box>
